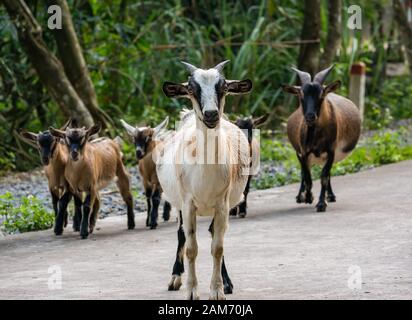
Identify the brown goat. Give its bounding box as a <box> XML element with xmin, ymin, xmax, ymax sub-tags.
<box><xmin>230</xmin><ymin>113</ymin><xmax>268</xmax><ymax>217</ymax></box>
<box><xmin>49</xmin><ymin>124</ymin><xmax>135</xmax><ymax>239</ymax></box>
<box><xmin>19</xmin><ymin>121</ymin><xmax>82</xmax><ymax>235</ymax></box>
<box><xmin>120</xmin><ymin>118</ymin><xmax>171</xmax><ymax>229</ymax></box>
<box><xmin>282</xmin><ymin>65</ymin><xmax>361</xmax><ymax>212</ymax></box>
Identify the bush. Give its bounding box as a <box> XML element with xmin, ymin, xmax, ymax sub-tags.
<box><xmin>0</xmin><ymin>192</ymin><xmax>54</xmax><ymax>234</ymax></box>
<box><xmin>364</xmin><ymin>76</ymin><xmax>412</xmax><ymax>130</ymax></box>
<box><xmin>253</xmin><ymin>127</ymin><xmax>412</xmax><ymax>190</ymax></box>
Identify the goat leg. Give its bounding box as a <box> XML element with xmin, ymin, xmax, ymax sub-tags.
<box><xmin>168</xmin><ymin>211</ymin><xmax>185</xmax><ymax>291</ymax></box>
<box><xmin>51</xmin><ymin>192</ymin><xmax>58</xmax><ymax>217</ymax></box>
<box><xmin>327</xmin><ymin>178</ymin><xmax>336</xmax><ymax>202</ymax></box>
<box><xmin>209</xmin><ymin>203</ymin><xmax>228</xmax><ymax>300</ymax></box>
<box><xmin>163</xmin><ymin>200</ymin><xmax>171</xmax><ymax>222</ymax></box>
<box><xmin>145</xmin><ymin>188</ymin><xmax>152</xmax><ymax>227</ymax></box>
<box><xmin>54</xmin><ymin>191</ymin><xmax>71</xmax><ymax>236</ymax></box>
<box><xmin>150</xmin><ymin>189</ymin><xmax>161</xmax><ymax>229</ymax></box>
<box><xmin>80</xmin><ymin>193</ymin><xmax>92</xmax><ymax>239</ymax></box>
<box><xmin>72</xmin><ymin>194</ymin><xmax>82</xmax><ymax>232</ymax></box>
<box><xmin>209</xmin><ymin>218</ymin><xmax>233</xmax><ymax>295</ymax></box>
<box><xmin>316</xmin><ymin>151</ymin><xmax>335</xmax><ymax>212</ymax></box>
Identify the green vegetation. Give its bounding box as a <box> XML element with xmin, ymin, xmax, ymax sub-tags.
<box><xmin>253</xmin><ymin>127</ymin><xmax>412</xmax><ymax>190</ymax></box>
<box><xmin>1</xmin><ymin>0</ymin><xmax>411</xmax><ymax>173</ymax></box>
<box><xmin>0</xmin><ymin>192</ymin><xmax>54</xmax><ymax>234</ymax></box>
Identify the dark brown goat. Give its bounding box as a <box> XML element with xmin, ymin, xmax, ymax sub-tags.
<box><xmin>282</xmin><ymin>65</ymin><xmax>361</xmax><ymax>212</ymax></box>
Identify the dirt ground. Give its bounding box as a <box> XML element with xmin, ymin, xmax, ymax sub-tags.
<box><xmin>1</xmin><ymin>160</ymin><xmax>411</xmax><ymax>300</ymax></box>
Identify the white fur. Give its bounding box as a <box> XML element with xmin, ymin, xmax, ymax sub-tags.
<box><xmin>192</xmin><ymin>68</ymin><xmax>222</xmax><ymax>114</ymax></box>
<box><xmin>156</xmin><ymin>82</ymin><xmax>249</xmax><ymax>299</ymax></box>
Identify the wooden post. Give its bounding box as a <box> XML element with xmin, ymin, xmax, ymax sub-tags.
<box><xmin>349</xmin><ymin>62</ymin><xmax>366</xmax><ymax>122</ymax></box>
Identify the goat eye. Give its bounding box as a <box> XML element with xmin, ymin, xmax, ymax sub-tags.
<box><xmin>187</xmin><ymin>86</ymin><xmax>193</xmax><ymax>95</ymax></box>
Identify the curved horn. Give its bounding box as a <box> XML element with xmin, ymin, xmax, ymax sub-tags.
<box><xmin>291</xmin><ymin>67</ymin><xmax>311</xmax><ymax>85</ymax></box>
<box><xmin>181</xmin><ymin>61</ymin><xmax>198</xmax><ymax>74</ymax></box>
<box><xmin>214</xmin><ymin>60</ymin><xmax>230</xmax><ymax>73</ymax></box>
<box><xmin>60</xmin><ymin>118</ymin><xmax>73</xmax><ymax>131</ymax></box>
<box><xmin>120</xmin><ymin>119</ymin><xmax>137</xmax><ymax>136</ymax></box>
<box><xmin>313</xmin><ymin>65</ymin><xmax>334</xmax><ymax>85</ymax></box>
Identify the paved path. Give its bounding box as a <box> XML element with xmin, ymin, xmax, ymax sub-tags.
<box><xmin>1</xmin><ymin>161</ymin><xmax>411</xmax><ymax>299</ymax></box>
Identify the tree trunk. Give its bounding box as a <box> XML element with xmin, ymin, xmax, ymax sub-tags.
<box><xmin>319</xmin><ymin>0</ymin><xmax>342</xmax><ymax>69</ymax></box>
<box><xmin>1</xmin><ymin>0</ymin><xmax>94</xmax><ymax>127</ymax></box>
<box><xmin>393</xmin><ymin>0</ymin><xmax>412</xmax><ymax>75</ymax></box>
<box><xmin>47</xmin><ymin>0</ymin><xmax>110</xmax><ymax>127</ymax></box>
<box><xmin>108</xmin><ymin>0</ymin><xmax>127</xmax><ymax>106</ymax></box>
<box><xmin>298</xmin><ymin>0</ymin><xmax>321</xmax><ymax>77</ymax></box>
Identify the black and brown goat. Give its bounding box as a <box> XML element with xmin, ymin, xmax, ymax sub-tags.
<box><xmin>230</xmin><ymin>113</ymin><xmax>268</xmax><ymax>218</ymax></box>
<box><xmin>282</xmin><ymin>65</ymin><xmax>361</xmax><ymax>212</ymax></box>
<box><xmin>19</xmin><ymin>120</ymin><xmax>82</xmax><ymax>235</ymax></box>
<box><xmin>49</xmin><ymin>124</ymin><xmax>135</xmax><ymax>239</ymax></box>
<box><xmin>120</xmin><ymin>118</ymin><xmax>171</xmax><ymax>229</ymax></box>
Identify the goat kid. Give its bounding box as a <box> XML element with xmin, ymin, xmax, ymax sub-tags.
<box><xmin>282</xmin><ymin>65</ymin><xmax>361</xmax><ymax>212</ymax></box>
<box><xmin>159</xmin><ymin>60</ymin><xmax>252</xmax><ymax>300</ymax></box>
<box><xmin>20</xmin><ymin>121</ymin><xmax>82</xmax><ymax>235</ymax></box>
<box><xmin>230</xmin><ymin>113</ymin><xmax>269</xmax><ymax>218</ymax></box>
<box><xmin>120</xmin><ymin>118</ymin><xmax>171</xmax><ymax>229</ymax></box>
<box><xmin>49</xmin><ymin>124</ymin><xmax>135</xmax><ymax>239</ymax></box>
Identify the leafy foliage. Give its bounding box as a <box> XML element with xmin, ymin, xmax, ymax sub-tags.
<box><xmin>0</xmin><ymin>192</ymin><xmax>54</xmax><ymax>234</ymax></box>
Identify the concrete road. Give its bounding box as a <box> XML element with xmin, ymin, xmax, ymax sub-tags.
<box><xmin>1</xmin><ymin>161</ymin><xmax>411</xmax><ymax>300</ymax></box>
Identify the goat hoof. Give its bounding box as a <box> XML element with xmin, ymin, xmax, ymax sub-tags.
<box><xmin>128</xmin><ymin>221</ymin><xmax>135</xmax><ymax>230</ymax></box>
<box><xmin>80</xmin><ymin>234</ymin><xmax>88</xmax><ymax>239</ymax></box>
<box><xmin>187</xmin><ymin>288</ymin><xmax>200</xmax><ymax>300</ymax></box>
<box><xmin>238</xmin><ymin>211</ymin><xmax>246</xmax><ymax>218</ymax></box>
<box><xmin>224</xmin><ymin>282</ymin><xmax>233</xmax><ymax>294</ymax></box>
<box><xmin>54</xmin><ymin>228</ymin><xmax>63</xmax><ymax>236</ymax></box>
<box><xmin>305</xmin><ymin>193</ymin><xmax>314</xmax><ymax>204</ymax></box>
<box><xmin>73</xmin><ymin>226</ymin><xmax>80</xmax><ymax>232</ymax></box>
<box><xmin>296</xmin><ymin>194</ymin><xmax>305</xmax><ymax>203</ymax></box>
<box><xmin>150</xmin><ymin>223</ymin><xmax>157</xmax><ymax>230</ymax></box>
<box><xmin>209</xmin><ymin>288</ymin><xmax>226</xmax><ymax>300</ymax></box>
<box><xmin>316</xmin><ymin>202</ymin><xmax>327</xmax><ymax>212</ymax></box>
<box><xmin>327</xmin><ymin>194</ymin><xmax>336</xmax><ymax>202</ymax></box>
<box><xmin>168</xmin><ymin>275</ymin><xmax>182</xmax><ymax>291</ymax></box>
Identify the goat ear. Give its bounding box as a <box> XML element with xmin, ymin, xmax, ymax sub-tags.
<box><xmin>163</xmin><ymin>82</ymin><xmax>189</xmax><ymax>98</ymax></box>
<box><xmin>19</xmin><ymin>130</ymin><xmax>38</xmax><ymax>146</ymax></box>
<box><xmin>49</xmin><ymin>127</ymin><xmax>66</xmax><ymax>139</ymax></box>
<box><xmin>88</xmin><ymin>123</ymin><xmax>102</xmax><ymax>137</ymax></box>
<box><xmin>282</xmin><ymin>84</ymin><xmax>300</xmax><ymax>95</ymax></box>
<box><xmin>153</xmin><ymin>116</ymin><xmax>169</xmax><ymax>138</ymax></box>
<box><xmin>323</xmin><ymin>80</ymin><xmax>341</xmax><ymax>96</ymax></box>
<box><xmin>252</xmin><ymin>113</ymin><xmax>269</xmax><ymax>128</ymax></box>
<box><xmin>227</xmin><ymin>79</ymin><xmax>252</xmax><ymax>95</ymax></box>
<box><xmin>120</xmin><ymin>119</ymin><xmax>136</xmax><ymax>137</ymax></box>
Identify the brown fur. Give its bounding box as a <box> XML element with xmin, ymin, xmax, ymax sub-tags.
<box><xmin>44</xmin><ymin>142</ymin><xmax>69</xmax><ymax>198</ymax></box>
<box><xmin>49</xmin><ymin>125</ymin><xmax>135</xmax><ymax>238</ymax></box>
<box><xmin>287</xmin><ymin>93</ymin><xmax>361</xmax><ymax>162</ymax></box>
<box><xmin>120</xmin><ymin>118</ymin><xmax>171</xmax><ymax>229</ymax></box>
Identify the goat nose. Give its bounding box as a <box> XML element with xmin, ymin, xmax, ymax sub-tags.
<box><xmin>136</xmin><ymin>149</ymin><xmax>143</xmax><ymax>159</ymax></box>
<box><xmin>306</xmin><ymin>113</ymin><xmax>316</xmax><ymax>122</ymax></box>
<box><xmin>204</xmin><ymin>110</ymin><xmax>219</xmax><ymax>121</ymax></box>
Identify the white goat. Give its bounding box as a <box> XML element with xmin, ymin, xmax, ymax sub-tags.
<box><xmin>157</xmin><ymin>60</ymin><xmax>252</xmax><ymax>300</ymax></box>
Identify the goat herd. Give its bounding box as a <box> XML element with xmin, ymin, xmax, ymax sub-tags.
<box><xmin>18</xmin><ymin>61</ymin><xmax>361</xmax><ymax>300</ymax></box>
